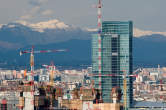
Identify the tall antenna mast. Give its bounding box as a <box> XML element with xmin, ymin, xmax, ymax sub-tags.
<box><xmin>97</xmin><ymin>0</ymin><xmax>102</xmax><ymax>101</ymax></box>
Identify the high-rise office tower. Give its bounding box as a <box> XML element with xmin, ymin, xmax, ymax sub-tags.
<box><xmin>92</xmin><ymin>21</ymin><xmax>133</xmax><ymax>107</ymax></box>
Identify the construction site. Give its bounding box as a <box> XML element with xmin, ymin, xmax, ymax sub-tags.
<box><xmin>0</xmin><ymin>78</ymin><xmax>126</xmax><ymax>110</ymax></box>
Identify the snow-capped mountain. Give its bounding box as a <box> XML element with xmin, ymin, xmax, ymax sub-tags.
<box><xmin>1</xmin><ymin>19</ymin><xmax>166</xmax><ymax>39</ymax></box>
<box><xmin>85</xmin><ymin>27</ymin><xmax>166</xmax><ymax>38</ymax></box>
<box><xmin>0</xmin><ymin>19</ymin><xmax>92</xmax><ymax>49</ymax></box>
<box><xmin>134</xmin><ymin>28</ymin><xmax>166</xmax><ymax>37</ymax></box>
<box><xmin>0</xmin><ymin>19</ymin><xmax>166</xmax><ymax>51</ymax></box>
<box><xmin>15</xmin><ymin>19</ymin><xmax>70</xmax><ymax>32</ymax></box>
<box><xmin>0</xmin><ymin>24</ymin><xmax>4</xmax><ymax>28</ymax></box>
<box><xmin>0</xmin><ymin>19</ymin><xmax>166</xmax><ymax>68</ymax></box>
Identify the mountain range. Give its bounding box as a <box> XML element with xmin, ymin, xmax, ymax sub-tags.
<box><xmin>0</xmin><ymin>19</ymin><xmax>166</xmax><ymax>69</ymax></box>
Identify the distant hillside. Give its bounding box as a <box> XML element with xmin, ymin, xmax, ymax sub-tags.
<box><xmin>0</xmin><ymin>21</ymin><xmax>91</xmax><ymax>50</ymax></box>
<box><xmin>0</xmin><ymin>20</ymin><xmax>166</xmax><ymax>69</ymax></box>
<box><xmin>0</xmin><ymin>39</ymin><xmax>91</xmax><ymax>69</ymax></box>
<box><xmin>133</xmin><ymin>34</ymin><xmax>166</xmax><ymax>67</ymax></box>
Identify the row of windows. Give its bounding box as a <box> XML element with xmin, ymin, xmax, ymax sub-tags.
<box><xmin>92</xmin><ymin>68</ymin><xmax>129</xmax><ymax>71</ymax></box>
<box><xmin>92</xmin><ymin>45</ymin><xmax>130</xmax><ymax>48</ymax></box>
<box><xmin>102</xmin><ymin>24</ymin><xmax>129</xmax><ymax>27</ymax></box>
<box><xmin>92</xmin><ymin>61</ymin><xmax>130</xmax><ymax>65</ymax></box>
<box><xmin>102</xmin><ymin>30</ymin><xmax>129</xmax><ymax>33</ymax></box>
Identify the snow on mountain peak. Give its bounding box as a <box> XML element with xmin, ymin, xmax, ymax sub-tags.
<box><xmin>29</xmin><ymin>19</ymin><xmax>69</xmax><ymax>32</ymax></box>
<box><xmin>0</xmin><ymin>24</ymin><xmax>4</xmax><ymax>28</ymax></box>
<box><xmin>16</xmin><ymin>20</ymin><xmax>28</xmax><ymax>26</ymax></box>
<box><xmin>15</xmin><ymin>19</ymin><xmax>69</xmax><ymax>32</ymax></box>
<box><xmin>86</xmin><ymin>27</ymin><xmax>166</xmax><ymax>37</ymax></box>
<box><xmin>134</xmin><ymin>28</ymin><xmax>166</xmax><ymax>37</ymax></box>
<box><xmin>11</xmin><ymin>20</ymin><xmax>166</xmax><ymax>37</ymax></box>
<box><xmin>85</xmin><ymin>28</ymin><xmax>98</xmax><ymax>32</ymax></box>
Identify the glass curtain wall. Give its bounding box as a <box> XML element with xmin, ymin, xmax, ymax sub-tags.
<box><xmin>92</xmin><ymin>21</ymin><xmax>133</xmax><ymax>107</ymax></box>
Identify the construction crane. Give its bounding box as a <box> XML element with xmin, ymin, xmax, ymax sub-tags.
<box><xmin>91</xmin><ymin>73</ymin><xmax>137</xmax><ymax>109</ymax></box>
<box><xmin>20</xmin><ymin>46</ymin><xmax>67</xmax><ymax>81</ymax></box>
<box><xmin>90</xmin><ymin>0</ymin><xmax>103</xmax><ymax>103</ymax></box>
<box><xmin>97</xmin><ymin>0</ymin><xmax>102</xmax><ymax>102</ymax></box>
<box><xmin>20</xmin><ymin>46</ymin><xmax>67</xmax><ymax>110</ymax></box>
<box><xmin>42</xmin><ymin>63</ymin><xmax>56</xmax><ymax>86</ymax></box>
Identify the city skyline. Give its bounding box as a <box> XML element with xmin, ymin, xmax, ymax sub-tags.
<box><xmin>0</xmin><ymin>0</ymin><xmax>166</xmax><ymax>109</ymax></box>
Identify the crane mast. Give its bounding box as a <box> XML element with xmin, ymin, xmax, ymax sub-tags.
<box><xmin>97</xmin><ymin>0</ymin><xmax>102</xmax><ymax>102</ymax></box>
<box><xmin>89</xmin><ymin>73</ymin><xmax>137</xmax><ymax>108</ymax></box>
<box><xmin>42</xmin><ymin>63</ymin><xmax>56</xmax><ymax>86</ymax></box>
<box><xmin>20</xmin><ymin>46</ymin><xmax>67</xmax><ymax>81</ymax></box>
<box><xmin>123</xmin><ymin>71</ymin><xmax>127</xmax><ymax>110</ymax></box>
<box><xmin>30</xmin><ymin>46</ymin><xmax>34</xmax><ymax>80</ymax></box>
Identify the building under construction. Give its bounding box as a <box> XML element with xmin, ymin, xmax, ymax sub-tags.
<box><xmin>0</xmin><ymin>79</ymin><xmax>125</xmax><ymax>110</ymax></box>
<box><xmin>0</xmin><ymin>80</ymin><xmax>63</xmax><ymax>110</ymax></box>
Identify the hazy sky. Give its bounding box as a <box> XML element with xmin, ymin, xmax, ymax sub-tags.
<box><xmin>0</xmin><ymin>0</ymin><xmax>166</xmax><ymax>31</ymax></box>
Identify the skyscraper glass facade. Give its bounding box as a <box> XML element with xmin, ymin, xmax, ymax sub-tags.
<box><xmin>92</xmin><ymin>21</ymin><xmax>133</xmax><ymax>107</ymax></box>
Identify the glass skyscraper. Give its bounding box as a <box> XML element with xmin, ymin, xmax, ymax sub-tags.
<box><xmin>92</xmin><ymin>21</ymin><xmax>133</xmax><ymax>107</ymax></box>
